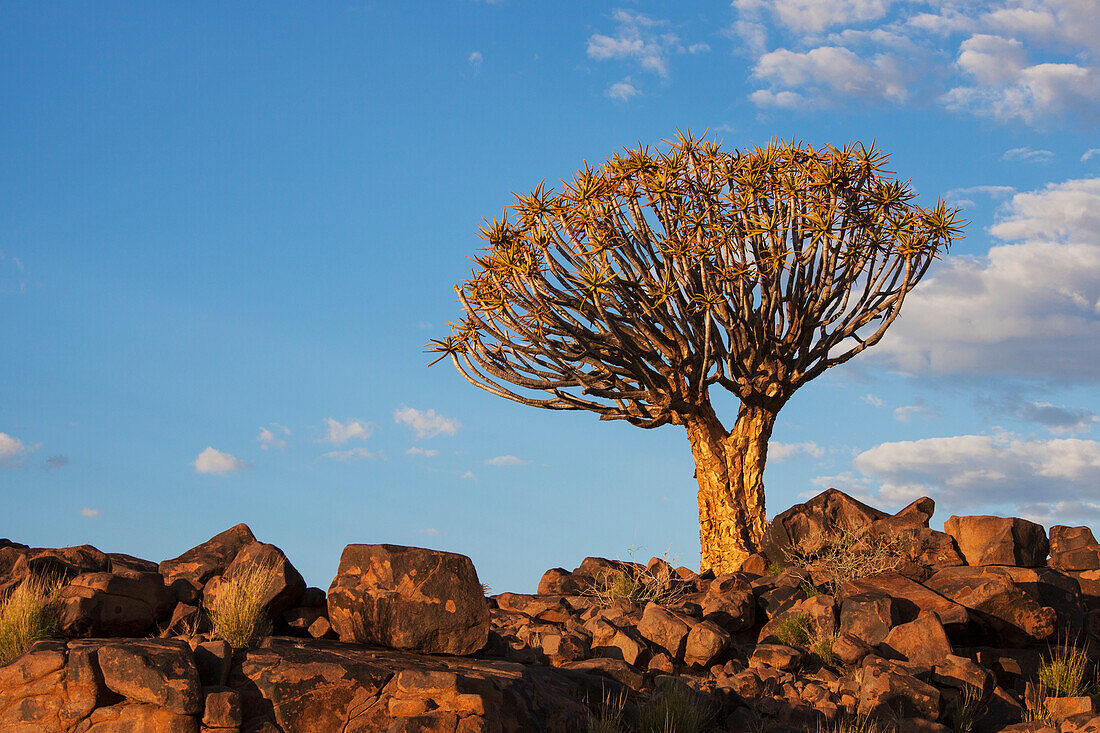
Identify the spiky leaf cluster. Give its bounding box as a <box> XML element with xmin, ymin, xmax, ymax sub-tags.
<box><xmin>429</xmin><ymin>134</ymin><xmax>964</xmax><ymax>427</ymax></box>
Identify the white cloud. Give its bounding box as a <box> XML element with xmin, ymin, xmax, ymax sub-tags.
<box><xmin>769</xmin><ymin>441</ymin><xmax>826</xmax><ymax>462</ymax></box>
<box><xmin>850</xmin><ymin>432</ymin><xmax>1100</xmax><ymax>516</ymax></box>
<box><xmin>873</xmin><ymin>177</ymin><xmax>1100</xmax><ymax>381</ymax></box>
<box><xmin>945</xmin><ymin>185</ymin><xmax>1016</xmax><ymax>206</ymax></box>
<box><xmin>394</xmin><ymin>406</ymin><xmax>460</xmax><ymax>440</ymax></box>
<box><xmin>468</xmin><ymin>51</ymin><xmax>483</xmax><ymax>68</ymax></box>
<box><xmin>893</xmin><ymin>401</ymin><xmax>939</xmax><ymax>422</ymax></box>
<box><xmin>485</xmin><ymin>455</ymin><xmax>529</xmax><ymax>466</ymax></box>
<box><xmin>461</xmin><ymin>470</ymin><xmax>477</xmax><ymax>480</ymax></box>
<box><xmin>1003</xmin><ymin>146</ymin><xmax>1054</xmax><ymax>162</ymax></box>
<box><xmin>987</xmin><ymin>395</ymin><xmax>1099</xmax><ymax>434</ymax></box>
<box><xmin>324</xmin><ymin>418</ymin><xmax>373</xmax><ymax>445</ymax></box>
<box><xmin>417</xmin><ymin>528</ymin><xmax>442</xmax><ymax>536</ymax></box>
<box><xmin>79</xmin><ymin>507</ymin><xmax>100</xmax><ymax>519</ymax></box>
<box><xmin>586</xmin><ymin>9</ymin><xmax>707</xmax><ymax>79</ymax></box>
<box><xmin>860</xmin><ymin>394</ymin><xmax>885</xmax><ymax>408</ymax></box>
<box><xmin>405</xmin><ymin>446</ymin><xmax>439</xmax><ymax>458</ymax></box>
<box><xmin>1083</xmin><ymin>149</ymin><xmax>1100</xmax><ymax>162</ymax></box>
<box><xmin>732</xmin><ymin>2</ymin><xmax>1099</xmax><ymax>126</ymax></box>
<box><xmin>752</xmin><ymin>46</ymin><xmax>909</xmax><ymax>105</ymax></box>
<box><xmin>606</xmin><ymin>79</ymin><xmax>640</xmax><ymax>101</ymax></box>
<box><xmin>193</xmin><ymin>447</ymin><xmax>248</xmax><ymax>475</ymax></box>
<box><xmin>257</xmin><ymin>424</ymin><xmax>289</xmax><ymax>451</ymax></box>
<box><xmin>320</xmin><ymin>447</ymin><xmax>382</xmax><ymax>461</ymax></box>
<box><xmin>0</xmin><ymin>433</ymin><xmax>36</xmax><ymax>466</ymax></box>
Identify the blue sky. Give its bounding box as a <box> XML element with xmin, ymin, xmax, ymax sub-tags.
<box><xmin>2</xmin><ymin>1</ymin><xmax>1098</xmax><ymax>592</ymax></box>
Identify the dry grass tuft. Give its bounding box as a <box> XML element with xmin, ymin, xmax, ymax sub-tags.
<box><xmin>784</xmin><ymin>528</ymin><xmax>910</xmax><ymax>593</ymax></box>
<box><xmin>0</xmin><ymin>575</ymin><xmax>62</xmax><ymax>666</ymax></box>
<box><xmin>635</xmin><ymin>683</ymin><xmax>713</xmax><ymax>733</ymax></box>
<box><xmin>583</xmin><ymin>554</ymin><xmax>687</xmax><ymax>609</ymax></box>
<box><xmin>1037</xmin><ymin>644</ymin><xmax>1091</xmax><ymax>698</ymax></box>
<box><xmin>209</xmin><ymin>559</ymin><xmax>279</xmax><ymax>649</ymax></box>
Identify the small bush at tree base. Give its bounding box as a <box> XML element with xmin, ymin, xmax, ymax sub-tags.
<box><xmin>209</xmin><ymin>559</ymin><xmax>279</xmax><ymax>649</ymax></box>
<box><xmin>0</xmin><ymin>574</ymin><xmax>61</xmax><ymax>666</ymax></box>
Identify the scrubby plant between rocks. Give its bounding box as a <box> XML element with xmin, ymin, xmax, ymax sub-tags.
<box><xmin>1037</xmin><ymin>643</ymin><xmax>1092</xmax><ymax>698</ymax></box>
<box><xmin>948</xmin><ymin>684</ymin><xmax>986</xmax><ymax>733</ymax></box>
<box><xmin>817</xmin><ymin>715</ymin><xmax>894</xmax><ymax>733</ymax></box>
<box><xmin>583</xmin><ymin>554</ymin><xmax>687</xmax><ymax>609</ymax></box>
<box><xmin>774</xmin><ymin>611</ymin><xmax>813</xmax><ymax>647</ymax></box>
<box><xmin>784</xmin><ymin>527</ymin><xmax>910</xmax><ymax>593</ymax></box>
<box><xmin>585</xmin><ymin>689</ymin><xmax>629</xmax><ymax>733</ymax></box>
<box><xmin>209</xmin><ymin>557</ymin><xmax>279</xmax><ymax>649</ymax></box>
<box><xmin>635</xmin><ymin>682</ymin><xmax>713</xmax><ymax>733</ymax></box>
<box><xmin>0</xmin><ymin>574</ymin><xmax>61</xmax><ymax>665</ymax></box>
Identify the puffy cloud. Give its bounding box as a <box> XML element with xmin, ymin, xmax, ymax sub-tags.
<box><xmin>461</xmin><ymin>470</ymin><xmax>477</xmax><ymax>480</ymax></box>
<box><xmin>468</xmin><ymin>51</ymin><xmax>483</xmax><ymax>68</ymax></box>
<box><xmin>1003</xmin><ymin>147</ymin><xmax>1054</xmax><ymax>163</ymax></box>
<box><xmin>394</xmin><ymin>406</ymin><xmax>460</xmax><ymax>440</ymax></box>
<box><xmin>405</xmin><ymin>446</ymin><xmax>439</xmax><ymax>458</ymax></box>
<box><xmin>193</xmin><ymin>447</ymin><xmax>247</xmax><ymax>475</ymax></box>
<box><xmin>324</xmin><ymin>418</ymin><xmax>372</xmax><ymax>445</ymax></box>
<box><xmin>606</xmin><ymin>79</ymin><xmax>640</xmax><ymax>102</ymax></box>
<box><xmin>485</xmin><ymin>455</ymin><xmax>529</xmax><ymax>466</ymax></box>
<box><xmin>752</xmin><ymin>46</ymin><xmax>909</xmax><ymax>103</ymax></box>
<box><xmin>769</xmin><ymin>441</ymin><xmax>826</xmax><ymax>462</ymax></box>
<box><xmin>0</xmin><ymin>432</ymin><xmax>38</xmax><ymax>467</ymax></box>
<box><xmin>79</xmin><ymin>507</ymin><xmax>100</xmax><ymax>519</ymax></box>
<box><xmin>860</xmin><ymin>394</ymin><xmax>885</xmax><ymax>408</ymax></box>
<box><xmin>848</xmin><ymin>432</ymin><xmax>1100</xmax><ymax>521</ymax></box>
<box><xmin>587</xmin><ymin>9</ymin><xmax>708</xmax><ymax>79</ymax></box>
<box><xmin>873</xmin><ymin>177</ymin><xmax>1100</xmax><ymax>380</ymax></box>
<box><xmin>257</xmin><ymin>424</ymin><xmax>289</xmax><ymax>451</ymax></box>
<box><xmin>320</xmin><ymin>447</ymin><xmax>381</xmax><ymax>461</ymax></box>
<box><xmin>735</xmin><ymin>0</ymin><xmax>893</xmax><ymax>35</ymax></box>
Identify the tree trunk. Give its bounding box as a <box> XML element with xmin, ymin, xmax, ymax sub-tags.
<box><xmin>685</xmin><ymin>402</ymin><xmax>777</xmax><ymax>575</ymax></box>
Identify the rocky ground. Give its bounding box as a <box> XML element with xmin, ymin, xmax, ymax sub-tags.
<box><xmin>2</xmin><ymin>488</ymin><xmax>1100</xmax><ymax>732</ymax></box>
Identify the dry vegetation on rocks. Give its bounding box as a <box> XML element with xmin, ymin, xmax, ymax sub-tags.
<box><xmin>2</xmin><ymin>489</ymin><xmax>1100</xmax><ymax>732</ymax></box>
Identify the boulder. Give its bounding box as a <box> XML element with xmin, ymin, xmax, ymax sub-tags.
<box><xmin>159</xmin><ymin>523</ymin><xmax>257</xmax><ymax>588</ymax></box>
<box><xmin>924</xmin><ymin>566</ymin><xmax>1056</xmax><ymax>644</ymax></box>
<box><xmin>636</xmin><ymin>603</ymin><xmax>691</xmax><ymax>660</ymax></box>
<box><xmin>327</xmin><ymin>544</ymin><xmax>490</xmax><ymax>655</ymax></box>
<box><xmin>1050</xmin><ymin>526</ymin><xmax>1100</xmax><ymax>572</ymax></box>
<box><xmin>944</xmin><ymin>515</ymin><xmax>1048</xmax><ymax>567</ymax></box>
<box><xmin>857</xmin><ymin>658</ymin><xmax>941</xmax><ymax>720</ymax></box>
<box><xmin>748</xmin><ymin>643</ymin><xmax>805</xmax><ymax>671</ymax></box>
<box><xmin>97</xmin><ymin>639</ymin><xmax>202</xmax><ymax>716</ymax></box>
<box><xmin>536</xmin><ymin>568</ymin><xmax>582</xmax><ymax>595</ymax></box>
<box><xmin>203</xmin><ymin>541</ymin><xmax>306</xmax><ymax>618</ymax></box>
<box><xmin>683</xmin><ymin>620</ymin><xmax>730</xmax><ymax>668</ymax></box>
<box><xmin>81</xmin><ymin>702</ymin><xmax>198</xmax><ymax>732</ymax></box>
<box><xmin>202</xmin><ymin>686</ymin><xmax>243</xmax><ymax>728</ymax></box>
<box><xmin>56</xmin><ymin>571</ymin><xmax>174</xmax><ymax>637</ymax></box>
<box><xmin>879</xmin><ymin>611</ymin><xmax>953</xmax><ymax>668</ymax></box>
<box><xmin>839</xmin><ymin>593</ymin><xmax>896</xmax><ymax>646</ymax></box>
<box><xmin>701</xmin><ymin>589</ymin><xmax>755</xmax><ymax>632</ymax></box>
<box><xmin>838</xmin><ymin>571</ymin><xmax>969</xmax><ymax>627</ymax></box>
<box><xmin>760</xmin><ymin>488</ymin><xmax>888</xmax><ymax>561</ymax></box>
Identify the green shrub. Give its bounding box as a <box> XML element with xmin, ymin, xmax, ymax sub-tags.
<box><xmin>1038</xmin><ymin>644</ymin><xmax>1090</xmax><ymax>698</ymax></box>
<box><xmin>0</xmin><ymin>575</ymin><xmax>62</xmax><ymax>666</ymax></box>
<box><xmin>811</xmin><ymin>628</ymin><xmax>837</xmax><ymax>666</ymax></box>
<box><xmin>636</xmin><ymin>683</ymin><xmax>712</xmax><ymax>733</ymax></box>
<box><xmin>209</xmin><ymin>559</ymin><xmax>279</xmax><ymax>649</ymax></box>
<box><xmin>774</xmin><ymin>612</ymin><xmax>813</xmax><ymax>647</ymax></box>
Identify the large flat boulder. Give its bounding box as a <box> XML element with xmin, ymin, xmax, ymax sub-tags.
<box><xmin>944</xmin><ymin>515</ymin><xmax>1048</xmax><ymax>567</ymax></box>
<box><xmin>924</xmin><ymin>566</ymin><xmax>1056</xmax><ymax>645</ymax></box>
<box><xmin>57</xmin><ymin>571</ymin><xmax>174</xmax><ymax>638</ymax></box>
<box><xmin>327</xmin><ymin>544</ymin><xmax>490</xmax><ymax>655</ymax></box>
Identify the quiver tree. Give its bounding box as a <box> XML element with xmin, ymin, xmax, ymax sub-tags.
<box><xmin>429</xmin><ymin>134</ymin><xmax>964</xmax><ymax>574</ymax></box>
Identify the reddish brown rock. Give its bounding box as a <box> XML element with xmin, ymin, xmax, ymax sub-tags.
<box><xmin>159</xmin><ymin>524</ymin><xmax>257</xmax><ymax>588</ymax></box>
<box><xmin>202</xmin><ymin>686</ymin><xmax>242</xmax><ymax>728</ymax></box>
<box><xmin>838</xmin><ymin>571</ymin><xmax>969</xmax><ymax>627</ymax></box>
<box><xmin>944</xmin><ymin>515</ymin><xmax>1049</xmax><ymax>567</ymax></box>
<box><xmin>82</xmin><ymin>702</ymin><xmax>198</xmax><ymax>732</ymax></box>
<box><xmin>97</xmin><ymin>639</ymin><xmax>202</xmax><ymax>715</ymax></box>
<box><xmin>1050</xmin><ymin>526</ymin><xmax>1100</xmax><ymax>572</ymax></box>
<box><xmin>748</xmin><ymin>643</ymin><xmax>805</xmax><ymax>671</ymax></box>
<box><xmin>684</xmin><ymin>619</ymin><xmax>730</xmax><ymax>668</ymax></box>
<box><xmin>636</xmin><ymin>603</ymin><xmax>691</xmax><ymax>660</ymax></box>
<box><xmin>192</xmin><ymin>640</ymin><xmax>232</xmax><ymax>687</ymax></box>
<box><xmin>839</xmin><ymin>593</ymin><xmax>896</xmax><ymax>647</ymax></box>
<box><xmin>701</xmin><ymin>589</ymin><xmax>755</xmax><ymax>632</ymax></box>
<box><xmin>760</xmin><ymin>488</ymin><xmax>888</xmax><ymax>561</ymax></box>
<box><xmin>879</xmin><ymin>611</ymin><xmax>953</xmax><ymax>668</ymax></box>
<box><xmin>832</xmin><ymin>632</ymin><xmax>873</xmax><ymax>666</ymax></box>
<box><xmin>327</xmin><ymin>544</ymin><xmax>490</xmax><ymax>655</ymax></box>
<box><xmin>858</xmin><ymin>658</ymin><xmax>941</xmax><ymax>720</ymax></box>
<box><xmin>536</xmin><ymin>568</ymin><xmax>582</xmax><ymax>595</ymax></box>
<box><xmin>924</xmin><ymin>566</ymin><xmax>1057</xmax><ymax>643</ymax></box>
<box><xmin>203</xmin><ymin>541</ymin><xmax>305</xmax><ymax>619</ymax></box>
<box><xmin>1046</xmin><ymin>696</ymin><xmax>1095</xmax><ymax>719</ymax></box>
<box><xmin>932</xmin><ymin>654</ymin><xmax>993</xmax><ymax>699</ymax></box>
<box><xmin>57</xmin><ymin>571</ymin><xmax>174</xmax><ymax>637</ymax></box>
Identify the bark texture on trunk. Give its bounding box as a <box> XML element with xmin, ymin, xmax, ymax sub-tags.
<box><xmin>685</xmin><ymin>402</ymin><xmax>776</xmax><ymax>575</ymax></box>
